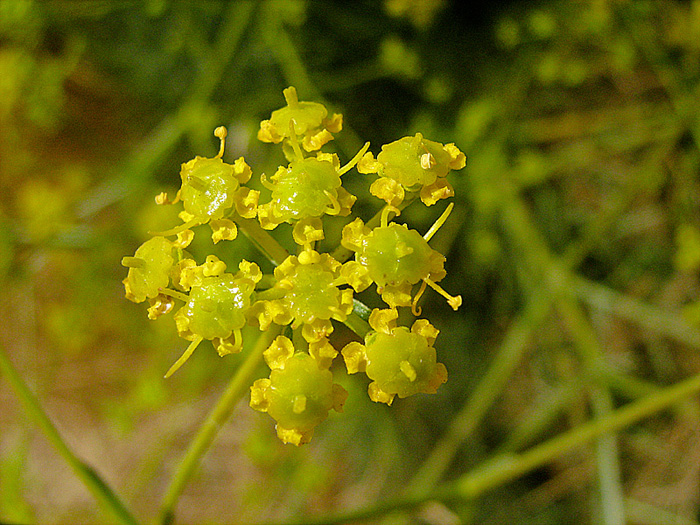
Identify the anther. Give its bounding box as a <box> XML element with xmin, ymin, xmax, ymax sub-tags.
<box><xmin>423</xmin><ymin>277</ymin><xmax>462</xmax><ymax>311</ymax></box>
<box><xmin>214</xmin><ymin>126</ymin><xmax>228</xmax><ymax>158</ymax></box>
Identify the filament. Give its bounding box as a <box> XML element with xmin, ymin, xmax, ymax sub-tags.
<box><xmin>424</xmin><ymin>203</ymin><xmax>454</xmax><ymax>242</ymax></box>
<box><xmin>339</xmin><ymin>141</ymin><xmax>371</xmax><ymax>175</ymax></box>
<box><xmin>164</xmin><ymin>335</ymin><xmax>204</xmax><ymax>378</ymax></box>
<box><xmin>411</xmin><ymin>280</ymin><xmax>428</xmax><ymax>316</ymax></box>
<box><xmin>423</xmin><ymin>277</ymin><xmax>462</xmax><ymax>311</ymax></box>
<box><xmin>288</xmin><ymin>119</ymin><xmax>304</xmax><ymax>161</ymax></box>
<box><xmin>214</xmin><ymin>126</ymin><xmax>227</xmax><ymax>158</ymax></box>
<box><xmin>149</xmin><ymin>218</ymin><xmax>201</xmax><ymax>237</ymax></box>
<box><xmin>324</xmin><ymin>190</ymin><xmax>342</xmax><ymax>215</ymax></box>
<box><xmin>158</xmin><ymin>288</ymin><xmax>190</xmax><ymax>303</ymax></box>
<box><xmin>121</xmin><ymin>256</ymin><xmax>145</xmax><ymax>269</ymax></box>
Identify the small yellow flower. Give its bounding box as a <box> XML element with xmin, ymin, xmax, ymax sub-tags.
<box><xmin>250</xmin><ymin>341</ymin><xmax>347</xmax><ymax>445</ymax></box>
<box><xmin>249</xmin><ymin>249</ymin><xmax>354</xmax><ymax>342</ymax></box>
<box><xmin>151</xmin><ymin>127</ymin><xmax>257</xmax><ymax>237</ymax></box>
<box><xmin>257</xmin><ymin>153</ymin><xmax>357</xmax><ymax>229</ymax></box>
<box><xmin>341</xmin><ymin>209</ymin><xmax>461</xmax><ymax>311</ymax></box>
<box><xmin>257</xmin><ymin>86</ymin><xmax>342</xmax><ymax>152</ymax></box>
<box><xmin>121</xmin><ymin>236</ymin><xmax>175</xmax><ymax>303</ymax></box>
<box><xmin>358</xmin><ymin>133</ymin><xmax>465</xmax><ymax>206</ymax></box>
<box><xmin>160</xmin><ymin>260</ymin><xmax>262</xmax><ymax>378</ymax></box>
<box><xmin>342</xmin><ymin>308</ymin><xmax>447</xmax><ymax>405</ymax></box>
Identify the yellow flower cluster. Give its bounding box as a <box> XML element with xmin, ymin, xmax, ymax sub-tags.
<box><xmin>121</xmin><ymin>87</ymin><xmax>465</xmax><ymax>444</ymax></box>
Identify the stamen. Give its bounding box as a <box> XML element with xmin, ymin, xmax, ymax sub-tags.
<box><xmin>423</xmin><ymin>277</ymin><xmax>462</xmax><ymax>311</ymax></box>
<box><xmin>380</xmin><ymin>205</ymin><xmax>400</xmax><ymax>228</ymax></box>
<box><xmin>288</xmin><ymin>119</ymin><xmax>304</xmax><ymax>160</ymax></box>
<box><xmin>164</xmin><ymin>335</ymin><xmax>204</xmax><ymax>378</ymax></box>
<box><xmin>159</xmin><ymin>288</ymin><xmax>190</xmax><ymax>303</ymax></box>
<box><xmin>411</xmin><ymin>280</ymin><xmax>428</xmax><ymax>316</ymax></box>
<box><xmin>283</xmin><ymin>86</ymin><xmax>299</xmax><ymax>108</ymax></box>
<box><xmin>424</xmin><ymin>203</ymin><xmax>454</xmax><ymax>242</ymax></box>
<box><xmin>420</xmin><ymin>152</ymin><xmax>436</xmax><ymax>170</ymax></box>
<box><xmin>121</xmin><ymin>256</ymin><xmax>145</xmax><ymax>269</ymax></box>
<box><xmin>260</xmin><ymin>173</ymin><xmax>276</xmax><ymax>191</ymax></box>
<box><xmin>149</xmin><ymin>218</ymin><xmax>201</xmax><ymax>237</ymax></box>
<box><xmin>214</xmin><ymin>126</ymin><xmax>228</xmax><ymax>158</ymax></box>
<box><xmin>400</xmin><ymin>360</ymin><xmax>417</xmax><ymax>382</ymax></box>
<box><xmin>292</xmin><ymin>394</ymin><xmax>307</xmax><ymax>414</ymax></box>
<box><xmin>186</xmin><ymin>174</ymin><xmax>208</xmax><ymax>192</ymax></box>
<box><xmin>338</xmin><ymin>141</ymin><xmax>371</xmax><ymax>175</ymax></box>
<box><xmin>233</xmin><ymin>328</ymin><xmax>243</xmax><ymax>352</ymax></box>
<box><xmin>324</xmin><ymin>190</ymin><xmax>341</xmax><ymax>215</ymax></box>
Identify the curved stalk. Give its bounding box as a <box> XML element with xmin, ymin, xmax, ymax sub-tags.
<box><xmin>0</xmin><ymin>344</ymin><xmax>139</xmax><ymax>525</ymax></box>
<box><xmin>157</xmin><ymin>327</ymin><xmax>280</xmax><ymax>525</ymax></box>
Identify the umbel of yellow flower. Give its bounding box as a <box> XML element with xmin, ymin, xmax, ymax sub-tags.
<box><xmin>153</xmin><ymin>126</ymin><xmax>259</xmax><ymax>241</ymax></box>
<box><xmin>257</xmin><ymin>86</ymin><xmax>343</xmax><ymax>153</ymax></box>
<box><xmin>162</xmin><ymin>259</ymin><xmax>262</xmax><ymax>378</ymax></box>
<box><xmin>250</xmin><ymin>336</ymin><xmax>348</xmax><ymax>445</ymax></box>
<box><xmin>249</xmin><ymin>248</ymin><xmax>354</xmax><ymax>343</ymax></box>
<box><xmin>358</xmin><ymin>132</ymin><xmax>466</xmax><ymax>207</ymax></box>
<box><xmin>120</xmin><ymin>86</ymin><xmax>463</xmax><ymax>445</ymax></box>
<box><xmin>341</xmin><ymin>204</ymin><xmax>462</xmax><ymax>311</ymax></box>
<box><xmin>342</xmin><ymin>308</ymin><xmax>447</xmax><ymax>405</ymax></box>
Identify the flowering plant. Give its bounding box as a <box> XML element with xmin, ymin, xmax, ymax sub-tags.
<box><xmin>122</xmin><ymin>86</ymin><xmax>466</xmax><ymax>445</ymax></box>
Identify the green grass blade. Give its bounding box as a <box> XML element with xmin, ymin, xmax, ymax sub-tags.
<box><xmin>0</xmin><ymin>344</ymin><xmax>139</xmax><ymax>525</ymax></box>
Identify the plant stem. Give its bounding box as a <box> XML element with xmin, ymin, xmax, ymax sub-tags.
<box><xmin>407</xmin><ymin>289</ymin><xmax>553</xmax><ymax>494</ymax></box>
<box><xmin>0</xmin><ymin>344</ymin><xmax>139</xmax><ymax>525</ymax></box>
<box><xmin>157</xmin><ymin>327</ymin><xmax>280</xmax><ymax>525</ymax></box>
<box><xmin>573</xmin><ymin>275</ymin><xmax>700</xmax><ymax>349</ymax></box>
<box><xmin>236</xmin><ymin>216</ymin><xmax>290</xmax><ymax>266</ymax></box>
<box><xmin>267</xmin><ymin>369</ymin><xmax>700</xmax><ymax>525</ymax></box>
<box><xmin>455</xmin><ymin>369</ymin><xmax>700</xmax><ymax>499</ymax></box>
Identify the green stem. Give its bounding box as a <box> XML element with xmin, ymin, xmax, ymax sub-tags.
<box><xmin>0</xmin><ymin>344</ymin><xmax>139</xmax><ymax>525</ymax></box>
<box><xmin>456</xmin><ymin>369</ymin><xmax>700</xmax><ymax>499</ymax></box>
<box><xmin>407</xmin><ymin>289</ymin><xmax>553</xmax><ymax>494</ymax></box>
<box><xmin>573</xmin><ymin>275</ymin><xmax>700</xmax><ymax>349</ymax></box>
<box><xmin>269</xmin><ymin>369</ymin><xmax>700</xmax><ymax>525</ymax></box>
<box><xmin>236</xmin><ymin>217</ymin><xmax>290</xmax><ymax>266</ymax></box>
<box><xmin>157</xmin><ymin>327</ymin><xmax>280</xmax><ymax>525</ymax></box>
<box><xmin>342</xmin><ymin>311</ymin><xmax>371</xmax><ymax>340</ymax></box>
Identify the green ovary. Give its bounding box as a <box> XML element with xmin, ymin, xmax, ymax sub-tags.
<box><xmin>358</xmin><ymin>223</ymin><xmax>435</xmax><ymax>287</ymax></box>
<box><xmin>266</xmin><ymin>353</ymin><xmax>334</xmax><ymax>432</ymax></box>
<box><xmin>271</xmin><ymin>158</ymin><xmax>341</xmax><ymax>221</ymax></box>
<box><xmin>184</xmin><ymin>274</ymin><xmax>254</xmax><ymax>340</ymax></box>
<box><xmin>284</xmin><ymin>263</ymin><xmax>339</xmax><ymax>323</ymax></box>
<box><xmin>365</xmin><ymin>328</ymin><xmax>437</xmax><ymax>398</ymax></box>
<box><xmin>180</xmin><ymin>157</ymin><xmax>238</xmax><ymax>220</ymax></box>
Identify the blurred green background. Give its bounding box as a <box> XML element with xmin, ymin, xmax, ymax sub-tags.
<box><xmin>3</xmin><ymin>0</ymin><xmax>700</xmax><ymax>523</ymax></box>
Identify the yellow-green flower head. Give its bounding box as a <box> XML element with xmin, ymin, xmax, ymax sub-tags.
<box><xmin>358</xmin><ymin>132</ymin><xmax>466</xmax><ymax>206</ymax></box>
<box><xmin>250</xmin><ymin>249</ymin><xmax>354</xmax><ymax>342</ymax></box>
<box><xmin>257</xmin><ymin>153</ymin><xmax>355</xmax><ymax>229</ymax></box>
<box><xmin>174</xmin><ymin>260</ymin><xmax>262</xmax><ymax>341</ymax></box>
<box><xmin>121</xmin><ymin>236</ymin><xmax>175</xmax><ymax>303</ymax></box>
<box><xmin>171</xmin><ymin>127</ymin><xmax>256</xmax><ymax>227</ymax></box>
<box><xmin>342</xmin><ymin>308</ymin><xmax>447</xmax><ymax>405</ymax></box>
<box><xmin>257</xmin><ymin>86</ymin><xmax>342</xmax><ymax>152</ymax></box>
<box><xmin>341</xmin><ymin>218</ymin><xmax>447</xmax><ymax>308</ymax></box>
<box><xmin>250</xmin><ymin>338</ymin><xmax>348</xmax><ymax>445</ymax></box>
<box><xmin>180</xmin><ymin>155</ymin><xmax>252</xmax><ymax>221</ymax></box>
